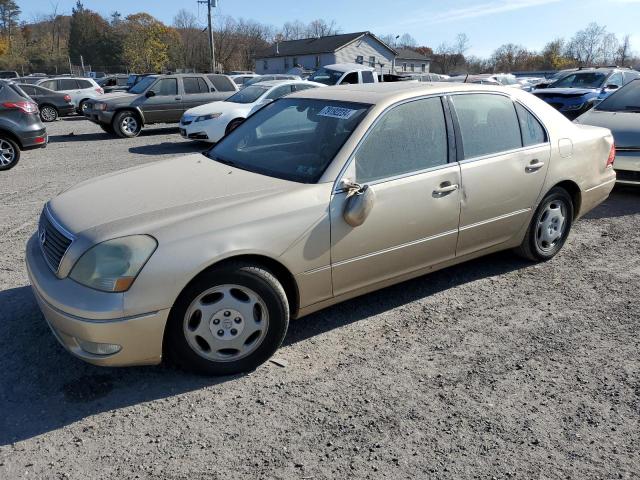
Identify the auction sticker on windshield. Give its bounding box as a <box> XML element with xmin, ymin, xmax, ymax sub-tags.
<box><xmin>318</xmin><ymin>106</ymin><xmax>357</xmax><ymax>119</ymax></box>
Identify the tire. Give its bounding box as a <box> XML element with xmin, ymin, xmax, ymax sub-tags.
<box><xmin>78</xmin><ymin>100</ymin><xmax>90</xmax><ymax>115</ymax></box>
<box><xmin>100</xmin><ymin>124</ymin><xmax>115</xmax><ymax>135</ymax></box>
<box><xmin>165</xmin><ymin>262</ymin><xmax>290</xmax><ymax>376</ymax></box>
<box><xmin>40</xmin><ymin>105</ymin><xmax>58</xmax><ymax>122</ymax></box>
<box><xmin>516</xmin><ymin>187</ymin><xmax>574</xmax><ymax>261</ymax></box>
<box><xmin>225</xmin><ymin>118</ymin><xmax>244</xmax><ymax>135</ymax></box>
<box><xmin>0</xmin><ymin>136</ymin><xmax>20</xmax><ymax>171</ymax></box>
<box><xmin>113</xmin><ymin>110</ymin><xmax>142</xmax><ymax>138</ymax></box>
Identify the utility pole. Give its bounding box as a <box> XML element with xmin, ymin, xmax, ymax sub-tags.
<box><xmin>198</xmin><ymin>0</ymin><xmax>217</xmax><ymax>72</ymax></box>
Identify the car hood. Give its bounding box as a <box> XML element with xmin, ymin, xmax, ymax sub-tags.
<box><xmin>533</xmin><ymin>87</ymin><xmax>598</xmax><ymax>96</ymax></box>
<box><xmin>48</xmin><ymin>154</ymin><xmax>300</xmax><ymax>237</ymax></box>
<box><xmin>575</xmin><ymin>110</ymin><xmax>640</xmax><ymax>148</ymax></box>
<box><xmin>184</xmin><ymin>100</ymin><xmax>252</xmax><ymax>117</ymax></box>
<box><xmin>99</xmin><ymin>92</ymin><xmax>138</xmax><ymax>103</ymax></box>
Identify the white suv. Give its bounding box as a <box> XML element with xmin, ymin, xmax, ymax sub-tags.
<box><xmin>36</xmin><ymin>77</ymin><xmax>104</xmax><ymax>114</ymax></box>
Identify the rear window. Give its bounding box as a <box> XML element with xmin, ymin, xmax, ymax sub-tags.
<box><xmin>9</xmin><ymin>84</ymin><xmax>29</xmax><ymax>99</ymax></box>
<box><xmin>452</xmin><ymin>94</ymin><xmax>522</xmax><ymax>159</ymax></box>
<box><xmin>207</xmin><ymin>75</ymin><xmax>236</xmax><ymax>92</ymax></box>
<box><xmin>77</xmin><ymin>79</ymin><xmax>93</xmax><ymax>89</ymax></box>
<box><xmin>596</xmin><ymin>79</ymin><xmax>640</xmax><ymax>112</ymax></box>
<box><xmin>39</xmin><ymin>80</ymin><xmax>57</xmax><ymax>90</ymax></box>
<box><xmin>59</xmin><ymin>79</ymin><xmax>79</xmax><ymax>90</ymax></box>
<box><xmin>515</xmin><ymin>103</ymin><xmax>547</xmax><ymax>146</ymax></box>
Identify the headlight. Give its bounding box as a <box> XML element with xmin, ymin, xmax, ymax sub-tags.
<box><xmin>195</xmin><ymin>113</ymin><xmax>222</xmax><ymax>122</ymax></box>
<box><xmin>69</xmin><ymin>235</ymin><xmax>157</xmax><ymax>292</ymax></box>
<box><xmin>93</xmin><ymin>102</ymin><xmax>108</xmax><ymax>111</ymax></box>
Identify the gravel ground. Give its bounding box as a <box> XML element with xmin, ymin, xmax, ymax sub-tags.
<box><xmin>0</xmin><ymin>118</ymin><xmax>638</xmax><ymax>479</ymax></box>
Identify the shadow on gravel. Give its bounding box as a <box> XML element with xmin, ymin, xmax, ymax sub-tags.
<box><xmin>128</xmin><ymin>141</ymin><xmax>206</xmax><ymax>156</ymax></box>
<box><xmin>584</xmin><ymin>186</ymin><xmax>640</xmax><ymax>220</ymax></box>
<box><xmin>0</xmin><ymin>249</ymin><xmax>533</xmax><ymax>446</ymax></box>
<box><xmin>48</xmin><ymin>127</ymin><xmax>180</xmax><ymax>144</ymax></box>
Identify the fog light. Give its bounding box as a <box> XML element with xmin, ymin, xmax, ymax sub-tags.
<box><xmin>77</xmin><ymin>339</ymin><xmax>122</xmax><ymax>355</ymax></box>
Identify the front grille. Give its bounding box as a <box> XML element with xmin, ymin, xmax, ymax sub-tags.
<box><xmin>38</xmin><ymin>208</ymin><xmax>74</xmax><ymax>273</ymax></box>
<box><xmin>616</xmin><ymin>170</ymin><xmax>640</xmax><ymax>183</ymax></box>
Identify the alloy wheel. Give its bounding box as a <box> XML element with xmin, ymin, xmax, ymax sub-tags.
<box><xmin>0</xmin><ymin>139</ymin><xmax>16</xmax><ymax>167</ymax></box>
<box><xmin>41</xmin><ymin>106</ymin><xmax>57</xmax><ymax>122</ymax></box>
<box><xmin>183</xmin><ymin>284</ymin><xmax>270</xmax><ymax>362</ymax></box>
<box><xmin>121</xmin><ymin>116</ymin><xmax>138</xmax><ymax>135</ymax></box>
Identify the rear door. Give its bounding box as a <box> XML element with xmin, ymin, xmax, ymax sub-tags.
<box><xmin>449</xmin><ymin>93</ymin><xmax>551</xmax><ymax>256</ymax></box>
<box><xmin>140</xmin><ymin>77</ymin><xmax>182</xmax><ymax>123</ymax></box>
<box><xmin>182</xmin><ymin>76</ymin><xmax>214</xmax><ymax>111</ymax></box>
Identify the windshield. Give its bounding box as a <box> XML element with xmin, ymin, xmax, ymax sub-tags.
<box><xmin>307</xmin><ymin>68</ymin><xmax>344</xmax><ymax>86</ymax></box>
<box><xmin>596</xmin><ymin>79</ymin><xmax>640</xmax><ymax>112</ymax></box>
<box><xmin>225</xmin><ymin>85</ymin><xmax>269</xmax><ymax>104</ymax></box>
<box><xmin>207</xmin><ymin>98</ymin><xmax>371</xmax><ymax>183</ymax></box>
<box><xmin>129</xmin><ymin>76</ymin><xmax>156</xmax><ymax>94</ymax></box>
<box><xmin>551</xmin><ymin>72</ymin><xmax>606</xmax><ymax>89</ymax></box>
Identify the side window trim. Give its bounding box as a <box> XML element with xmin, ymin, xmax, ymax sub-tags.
<box><xmin>447</xmin><ymin>91</ymin><xmax>549</xmax><ymax>164</ymax></box>
<box><xmin>513</xmin><ymin>100</ymin><xmax>550</xmax><ymax>147</ymax></box>
<box><xmin>333</xmin><ymin>94</ymin><xmax>452</xmax><ymax>192</ymax></box>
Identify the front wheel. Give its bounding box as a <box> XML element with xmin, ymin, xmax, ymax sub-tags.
<box><xmin>113</xmin><ymin>110</ymin><xmax>142</xmax><ymax>138</ymax></box>
<box><xmin>516</xmin><ymin>187</ymin><xmax>573</xmax><ymax>261</ymax></box>
<box><xmin>40</xmin><ymin>105</ymin><xmax>58</xmax><ymax>122</ymax></box>
<box><xmin>165</xmin><ymin>262</ymin><xmax>290</xmax><ymax>376</ymax></box>
<box><xmin>0</xmin><ymin>136</ymin><xmax>20</xmax><ymax>171</ymax></box>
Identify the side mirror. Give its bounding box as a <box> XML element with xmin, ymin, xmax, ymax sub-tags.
<box><xmin>145</xmin><ymin>90</ymin><xmax>156</xmax><ymax>98</ymax></box>
<box><xmin>342</xmin><ymin>180</ymin><xmax>375</xmax><ymax>227</ymax></box>
<box><xmin>605</xmin><ymin>84</ymin><xmax>619</xmax><ymax>90</ymax></box>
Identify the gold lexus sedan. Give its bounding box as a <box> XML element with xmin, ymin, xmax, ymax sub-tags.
<box><xmin>26</xmin><ymin>83</ymin><xmax>616</xmax><ymax>375</ymax></box>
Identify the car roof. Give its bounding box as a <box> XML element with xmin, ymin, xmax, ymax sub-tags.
<box><xmin>252</xmin><ymin>79</ymin><xmax>311</xmax><ymax>88</ymax></box>
<box><xmin>288</xmin><ymin>82</ymin><xmax>526</xmax><ymax>105</ymax></box>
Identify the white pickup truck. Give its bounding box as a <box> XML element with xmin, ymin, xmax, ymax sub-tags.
<box><xmin>307</xmin><ymin>63</ymin><xmax>379</xmax><ymax>86</ymax></box>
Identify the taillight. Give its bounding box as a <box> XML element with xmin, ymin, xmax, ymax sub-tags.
<box><xmin>95</xmin><ymin>87</ymin><xmax>104</xmax><ymax>94</ymax></box>
<box><xmin>3</xmin><ymin>101</ymin><xmax>38</xmax><ymax>114</ymax></box>
<box><xmin>63</xmin><ymin>94</ymin><xmax>72</xmax><ymax>103</ymax></box>
<box><xmin>606</xmin><ymin>143</ymin><xmax>616</xmax><ymax>168</ymax></box>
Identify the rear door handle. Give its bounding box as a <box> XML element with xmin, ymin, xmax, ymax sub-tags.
<box><xmin>433</xmin><ymin>183</ymin><xmax>459</xmax><ymax>196</ymax></box>
<box><xmin>526</xmin><ymin>160</ymin><xmax>545</xmax><ymax>172</ymax></box>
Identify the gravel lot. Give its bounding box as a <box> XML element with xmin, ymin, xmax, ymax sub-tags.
<box><xmin>1</xmin><ymin>118</ymin><xmax>639</xmax><ymax>479</ymax></box>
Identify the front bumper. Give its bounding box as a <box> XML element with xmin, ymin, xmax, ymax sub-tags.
<box><xmin>25</xmin><ymin>234</ymin><xmax>168</xmax><ymax>367</ymax></box>
<box><xmin>85</xmin><ymin>109</ymin><xmax>114</xmax><ymax>125</ymax></box>
<box><xmin>180</xmin><ymin>118</ymin><xmax>225</xmax><ymax>143</ymax></box>
<box><xmin>614</xmin><ymin>151</ymin><xmax>640</xmax><ymax>185</ymax></box>
<box><xmin>58</xmin><ymin>104</ymin><xmax>76</xmax><ymax>117</ymax></box>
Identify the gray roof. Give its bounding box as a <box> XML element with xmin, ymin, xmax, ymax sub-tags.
<box><xmin>395</xmin><ymin>48</ymin><xmax>431</xmax><ymax>62</ymax></box>
<box><xmin>257</xmin><ymin>31</ymin><xmax>396</xmax><ymax>59</ymax></box>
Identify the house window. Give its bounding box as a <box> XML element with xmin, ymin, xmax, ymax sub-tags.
<box><xmin>403</xmin><ymin>63</ymin><xmax>407</xmax><ymax>72</ymax></box>
<box><xmin>315</xmin><ymin>55</ymin><xmax>321</xmax><ymax>67</ymax></box>
<box><xmin>369</xmin><ymin>56</ymin><xmax>375</xmax><ymax>67</ymax></box>
<box><xmin>421</xmin><ymin>64</ymin><xmax>426</xmax><ymax>73</ymax></box>
<box><xmin>410</xmin><ymin>64</ymin><xmax>415</xmax><ymax>72</ymax></box>
<box><xmin>263</xmin><ymin>60</ymin><xmax>268</xmax><ymax>71</ymax></box>
<box><xmin>284</xmin><ymin>58</ymin><xmax>289</xmax><ymax>69</ymax></box>
<box><xmin>356</xmin><ymin>55</ymin><xmax>363</xmax><ymax>64</ymax></box>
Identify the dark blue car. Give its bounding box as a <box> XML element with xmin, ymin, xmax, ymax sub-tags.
<box><xmin>532</xmin><ymin>68</ymin><xmax>640</xmax><ymax>119</ymax></box>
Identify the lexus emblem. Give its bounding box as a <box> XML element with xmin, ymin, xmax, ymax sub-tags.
<box><xmin>39</xmin><ymin>227</ymin><xmax>46</xmax><ymax>246</ymax></box>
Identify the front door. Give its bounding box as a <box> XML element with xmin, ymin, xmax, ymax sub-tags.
<box><xmin>330</xmin><ymin>96</ymin><xmax>461</xmax><ymax>296</ymax></box>
<box><xmin>449</xmin><ymin>93</ymin><xmax>551</xmax><ymax>256</ymax></box>
<box><xmin>140</xmin><ymin>77</ymin><xmax>182</xmax><ymax>123</ymax></box>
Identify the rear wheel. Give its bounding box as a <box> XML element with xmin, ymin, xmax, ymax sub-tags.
<box><xmin>0</xmin><ymin>136</ymin><xmax>20</xmax><ymax>171</ymax></box>
<box><xmin>516</xmin><ymin>187</ymin><xmax>573</xmax><ymax>261</ymax></box>
<box><xmin>78</xmin><ymin>100</ymin><xmax>90</xmax><ymax>115</ymax></box>
<box><xmin>165</xmin><ymin>262</ymin><xmax>289</xmax><ymax>376</ymax></box>
<box><xmin>40</xmin><ymin>105</ymin><xmax>58</xmax><ymax>122</ymax></box>
<box><xmin>113</xmin><ymin>110</ymin><xmax>142</xmax><ymax>138</ymax></box>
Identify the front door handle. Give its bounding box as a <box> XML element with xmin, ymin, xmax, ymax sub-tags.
<box><xmin>433</xmin><ymin>182</ymin><xmax>459</xmax><ymax>196</ymax></box>
<box><xmin>526</xmin><ymin>159</ymin><xmax>545</xmax><ymax>172</ymax></box>
<box><xmin>175</xmin><ymin>96</ymin><xmax>182</xmax><ymax>101</ymax></box>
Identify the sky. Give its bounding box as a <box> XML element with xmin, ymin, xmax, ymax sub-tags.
<box><xmin>17</xmin><ymin>0</ymin><xmax>640</xmax><ymax>57</ymax></box>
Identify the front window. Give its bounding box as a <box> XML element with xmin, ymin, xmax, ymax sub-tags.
<box><xmin>551</xmin><ymin>72</ymin><xmax>607</xmax><ymax>89</ymax></box>
<box><xmin>129</xmin><ymin>76</ymin><xmax>157</xmax><ymax>94</ymax></box>
<box><xmin>207</xmin><ymin>98</ymin><xmax>371</xmax><ymax>183</ymax></box>
<box><xmin>596</xmin><ymin>79</ymin><xmax>640</xmax><ymax>112</ymax></box>
<box><xmin>224</xmin><ymin>85</ymin><xmax>270</xmax><ymax>104</ymax></box>
<box><xmin>369</xmin><ymin>56</ymin><xmax>375</xmax><ymax>67</ymax></box>
<box><xmin>307</xmin><ymin>67</ymin><xmax>345</xmax><ymax>86</ymax></box>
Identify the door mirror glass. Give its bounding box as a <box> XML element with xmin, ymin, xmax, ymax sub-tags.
<box><xmin>605</xmin><ymin>84</ymin><xmax>619</xmax><ymax>90</ymax></box>
<box><xmin>145</xmin><ymin>90</ymin><xmax>156</xmax><ymax>98</ymax></box>
<box><xmin>343</xmin><ymin>184</ymin><xmax>376</xmax><ymax>227</ymax></box>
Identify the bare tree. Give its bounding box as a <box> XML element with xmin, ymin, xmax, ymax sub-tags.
<box><xmin>616</xmin><ymin>34</ymin><xmax>632</xmax><ymax>66</ymax></box>
<box><xmin>565</xmin><ymin>22</ymin><xmax>607</xmax><ymax>65</ymax></box>
<box><xmin>398</xmin><ymin>33</ymin><xmax>416</xmax><ymax>48</ymax></box>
